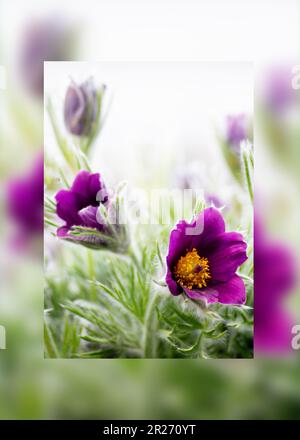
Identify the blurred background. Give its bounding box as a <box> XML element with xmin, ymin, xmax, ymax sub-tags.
<box><xmin>1</xmin><ymin>0</ymin><xmax>300</xmax><ymax>419</ymax></box>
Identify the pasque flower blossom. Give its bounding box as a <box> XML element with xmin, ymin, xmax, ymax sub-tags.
<box><xmin>166</xmin><ymin>207</ymin><xmax>247</xmax><ymax>304</ymax></box>
<box><xmin>64</xmin><ymin>79</ymin><xmax>99</xmax><ymax>137</ymax></box>
<box><xmin>55</xmin><ymin>170</ymin><xmax>128</xmax><ymax>252</ymax></box>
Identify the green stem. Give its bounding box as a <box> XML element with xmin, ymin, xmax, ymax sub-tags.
<box><xmin>44</xmin><ymin>218</ymin><xmax>59</xmax><ymax>228</ymax></box>
<box><xmin>196</xmin><ymin>332</ymin><xmax>204</xmax><ymax>358</ymax></box>
<box><xmin>242</xmin><ymin>147</ymin><xmax>254</xmax><ymax>205</ymax></box>
<box><xmin>143</xmin><ymin>292</ymin><xmax>160</xmax><ymax>358</ymax></box>
<box><xmin>87</xmin><ymin>250</ymin><xmax>97</xmax><ymax>301</ymax></box>
<box><xmin>156</xmin><ymin>241</ymin><xmax>164</xmax><ymax>270</ymax></box>
<box><xmin>44</xmin><ymin>321</ymin><xmax>59</xmax><ymax>358</ymax></box>
<box><xmin>47</xmin><ymin>98</ymin><xmax>75</xmax><ymax>172</ymax></box>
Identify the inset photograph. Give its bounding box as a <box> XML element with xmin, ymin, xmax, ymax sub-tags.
<box><xmin>44</xmin><ymin>61</ymin><xmax>253</xmax><ymax>358</ymax></box>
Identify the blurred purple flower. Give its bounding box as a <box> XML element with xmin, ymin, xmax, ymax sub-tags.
<box><xmin>174</xmin><ymin>167</ymin><xmax>202</xmax><ymax>191</ymax></box>
<box><xmin>226</xmin><ymin>114</ymin><xmax>248</xmax><ymax>150</ymax></box>
<box><xmin>204</xmin><ymin>193</ymin><xmax>223</xmax><ymax>209</ymax></box>
<box><xmin>174</xmin><ymin>164</ymin><xmax>225</xmax><ymax>209</ymax></box>
<box><xmin>218</xmin><ymin>113</ymin><xmax>252</xmax><ymax>185</ymax></box>
<box><xmin>263</xmin><ymin>66</ymin><xmax>295</xmax><ymax>113</ymax></box>
<box><xmin>166</xmin><ymin>207</ymin><xmax>247</xmax><ymax>305</ymax></box>
<box><xmin>19</xmin><ymin>17</ymin><xmax>74</xmax><ymax>96</ymax></box>
<box><xmin>7</xmin><ymin>153</ymin><xmax>44</xmax><ymax>247</ymax></box>
<box><xmin>64</xmin><ymin>79</ymin><xmax>99</xmax><ymax>137</ymax></box>
<box><xmin>254</xmin><ymin>219</ymin><xmax>297</xmax><ymax>354</ymax></box>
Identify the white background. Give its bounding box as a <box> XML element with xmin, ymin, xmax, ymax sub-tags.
<box><xmin>3</xmin><ymin>0</ymin><xmax>299</xmax><ymax>63</ymax></box>
<box><xmin>44</xmin><ymin>61</ymin><xmax>252</xmax><ymax>192</ymax></box>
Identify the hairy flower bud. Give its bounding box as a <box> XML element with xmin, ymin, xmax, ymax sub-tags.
<box><xmin>64</xmin><ymin>79</ymin><xmax>99</xmax><ymax>137</ymax></box>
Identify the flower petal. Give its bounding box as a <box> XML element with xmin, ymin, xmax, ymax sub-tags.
<box><xmin>166</xmin><ymin>220</ymin><xmax>193</xmax><ymax>268</ymax></box>
<box><xmin>214</xmin><ymin>275</ymin><xmax>246</xmax><ymax>305</ymax></box>
<box><xmin>70</xmin><ymin>170</ymin><xmax>102</xmax><ymax>208</ymax></box>
<box><xmin>205</xmin><ymin>232</ymin><xmax>247</xmax><ymax>282</ymax></box>
<box><xmin>189</xmin><ymin>207</ymin><xmax>226</xmax><ymax>250</ymax></box>
<box><xmin>184</xmin><ymin>287</ymin><xmax>219</xmax><ymax>303</ymax></box>
<box><xmin>166</xmin><ymin>267</ymin><xmax>182</xmax><ymax>296</ymax></box>
<box><xmin>78</xmin><ymin>206</ymin><xmax>109</xmax><ymax>234</ymax></box>
<box><xmin>55</xmin><ymin>189</ymin><xmax>80</xmax><ymax>226</ymax></box>
<box><xmin>78</xmin><ymin>206</ymin><xmax>102</xmax><ymax>230</ymax></box>
<box><xmin>57</xmin><ymin>226</ymin><xmax>70</xmax><ymax>237</ymax></box>
<box><xmin>184</xmin><ymin>275</ymin><xmax>246</xmax><ymax>305</ymax></box>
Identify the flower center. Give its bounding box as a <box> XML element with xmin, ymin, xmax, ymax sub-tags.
<box><xmin>174</xmin><ymin>248</ymin><xmax>211</xmax><ymax>290</ymax></box>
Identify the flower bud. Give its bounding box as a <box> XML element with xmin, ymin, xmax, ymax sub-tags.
<box><xmin>64</xmin><ymin>79</ymin><xmax>99</xmax><ymax>137</ymax></box>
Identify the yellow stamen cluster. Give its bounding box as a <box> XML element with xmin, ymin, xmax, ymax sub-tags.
<box><xmin>174</xmin><ymin>248</ymin><xmax>211</xmax><ymax>290</ymax></box>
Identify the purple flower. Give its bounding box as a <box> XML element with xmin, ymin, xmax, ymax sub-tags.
<box><xmin>254</xmin><ymin>219</ymin><xmax>296</xmax><ymax>354</ymax></box>
<box><xmin>64</xmin><ymin>79</ymin><xmax>99</xmax><ymax>137</ymax></box>
<box><xmin>173</xmin><ymin>164</ymin><xmax>225</xmax><ymax>209</ymax></box>
<box><xmin>165</xmin><ymin>207</ymin><xmax>247</xmax><ymax>305</ymax></box>
<box><xmin>7</xmin><ymin>153</ymin><xmax>44</xmax><ymax>247</ymax></box>
<box><xmin>226</xmin><ymin>114</ymin><xmax>248</xmax><ymax>150</ymax></box>
<box><xmin>204</xmin><ymin>193</ymin><xmax>223</xmax><ymax>209</ymax></box>
<box><xmin>263</xmin><ymin>66</ymin><xmax>295</xmax><ymax>114</ymax></box>
<box><xmin>55</xmin><ymin>170</ymin><xmax>128</xmax><ymax>252</ymax></box>
<box><xmin>19</xmin><ymin>17</ymin><xmax>74</xmax><ymax>97</ymax></box>
<box><xmin>219</xmin><ymin>114</ymin><xmax>252</xmax><ymax>185</ymax></box>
